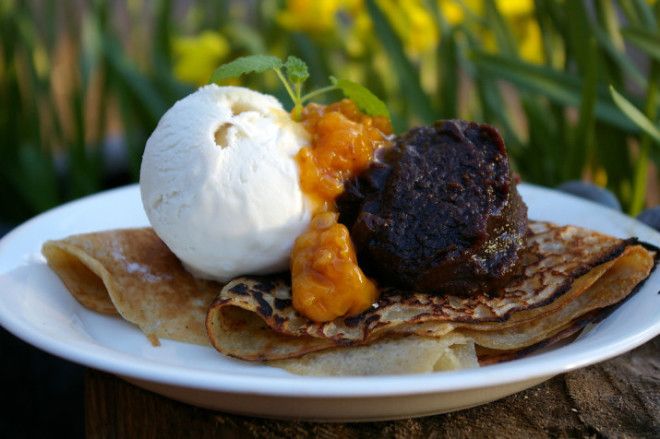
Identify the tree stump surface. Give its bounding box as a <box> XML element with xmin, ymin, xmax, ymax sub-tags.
<box><xmin>85</xmin><ymin>337</ymin><xmax>659</xmax><ymax>438</ymax></box>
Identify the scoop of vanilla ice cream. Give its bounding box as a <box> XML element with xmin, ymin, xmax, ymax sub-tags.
<box><xmin>140</xmin><ymin>85</ymin><xmax>312</xmax><ymax>282</ymax></box>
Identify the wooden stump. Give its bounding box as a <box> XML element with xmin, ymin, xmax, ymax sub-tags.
<box><xmin>85</xmin><ymin>337</ymin><xmax>659</xmax><ymax>438</ymax></box>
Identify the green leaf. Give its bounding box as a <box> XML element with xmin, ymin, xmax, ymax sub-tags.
<box><xmin>13</xmin><ymin>144</ymin><xmax>58</xmax><ymax>212</ymax></box>
<box><xmin>284</xmin><ymin>55</ymin><xmax>309</xmax><ymax>83</ymax></box>
<box><xmin>591</xmin><ymin>25</ymin><xmax>646</xmax><ymax>89</ymax></box>
<box><xmin>291</xmin><ymin>33</ymin><xmax>331</xmax><ymax>89</ymax></box>
<box><xmin>569</xmin><ymin>37</ymin><xmax>599</xmax><ymax>179</ymax></box>
<box><xmin>524</xmin><ymin>99</ymin><xmax>561</xmax><ymax>184</ymax></box>
<box><xmin>330</xmin><ymin>77</ymin><xmax>390</xmax><ymax>118</ymax></box>
<box><xmin>594</xmin><ymin>122</ymin><xmax>633</xmax><ymax>208</ymax></box>
<box><xmin>425</xmin><ymin>0</ymin><xmax>449</xmax><ymax>35</ymax></box>
<box><xmin>103</xmin><ymin>38</ymin><xmax>166</xmax><ymax>125</ymax></box>
<box><xmin>426</xmin><ymin>0</ymin><xmax>462</xmax><ymax>119</ymax></box>
<box><xmin>629</xmin><ymin>0</ymin><xmax>657</xmax><ymax>29</ymax></box>
<box><xmin>617</xmin><ymin>0</ymin><xmax>643</xmax><ymax>27</ymax></box>
<box><xmin>610</xmin><ymin>85</ymin><xmax>660</xmax><ymax>144</ymax></box>
<box><xmin>622</xmin><ymin>27</ymin><xmax>660</xmax><ymax>62</ymax></box>
<box><xmin>565</xmin><ymin>0</ymin><xmax>593</xmax><ymax>75</ymax></box>
<box><xmin>437</xmin><ymin>30</ymin><xmax>459</xmax><ymax>118</ymax></box>
<box><xmin>483</xmin><ymin>0</ymin><xmax>517</xmax><ymax>57</ymax></box>
<box><xmin>223</xmin><ymin>22</ymin><xmax>266</xmax><ymax>55</ymax></box>
<box><xmin>595</xmin><ymin>0</ymin><xmax>624</xmax><ymax>51</ymax></box>
<box><xmin>210</xmin><ymin>55</ymin><xmax>283</xmax><ymax>83</ymax></box>
<box><xmin>205</xmin><ymin>0</ymin><xmax>229</xmax><ymax>27</ymax></box>
<box><xmin>152</xmin><ymin>0</ymin><xmax>172</xmax><ymax>70</ymax></box>
<box><xmin>472</xmin><ymin>52</ymin><xmax>640</xmax><ymax>132</ymax></box>
<box><xmin>366</xmin><ymin>0</ymin><xmax>435</xmax><ymax>123</ymax></box>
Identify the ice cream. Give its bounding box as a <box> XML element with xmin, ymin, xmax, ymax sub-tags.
<box><xmin>140</xmin><ymin>85</ymin><xmax>312</xmax><ymax>282</ymax></box>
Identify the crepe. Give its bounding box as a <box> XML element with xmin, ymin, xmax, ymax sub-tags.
<box><xmin>270</xmin><ymin>333</ymin><xmax>479</xmax><ymax>375</ymax></box>
<box><xmin>42</xmin><ymin>222</ymin><xmax>656</xmax><ymax>375</ymax></box>
<box><xmin>42</xmin><ymin>228</ymin><xmax>217</xmax><ymax>346</ymax></box>
<box><xmin>205</xmin><ymin>222</ymin><xmax>656</xmax><ymax>365</ymax></box>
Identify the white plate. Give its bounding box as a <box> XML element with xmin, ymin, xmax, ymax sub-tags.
<box><xmin>0</xmin><ymin>183</ymin><xmax>658</xmax><ymax>421</ymax></box>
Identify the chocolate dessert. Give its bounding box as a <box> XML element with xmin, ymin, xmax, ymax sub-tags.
<box><xmin>337</xmin><ymin>119</ymin><xmax>528</xmax><ymax>296</ymax></box>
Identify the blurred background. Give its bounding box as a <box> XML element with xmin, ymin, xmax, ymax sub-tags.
<box><xmin>0</xmin><ymin>0</ymin><xmax>658</xmax><ymax>436</ymax></box>
<box><xmin>1</xmin><ymin>0</ymin><xmax>659</xmax><ymax>229</ymax></box>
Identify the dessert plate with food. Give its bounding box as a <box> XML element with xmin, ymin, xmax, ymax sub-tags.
<box><xmin>0</xmin><ymin>56</ymin><xmax>658</xmax><ymax>421</ymax></box>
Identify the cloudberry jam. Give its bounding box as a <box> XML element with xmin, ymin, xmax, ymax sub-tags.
<box><xmin>291</xmin><ymin>100</ymin><xmax>391</xmax><ymax>322</ymax></box>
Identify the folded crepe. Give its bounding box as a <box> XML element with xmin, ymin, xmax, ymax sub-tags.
<box><xmin>42</xmin><ymin>228</ymin><xmax>217</xmax><ymax>346</ymax></box>
<box><xmin>42</xmin><ymin>221</ymin><xmax>656</xmax><ymax>375</ymax></box>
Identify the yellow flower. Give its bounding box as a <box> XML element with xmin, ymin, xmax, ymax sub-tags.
<box><xmin>344</xmin><ymin>7</ymin><xmax>373</xmax><ymax>57</ymax></box>
<box><xmin>438</xmin><ymin>0</ymin><xmax>484</xmax><ymax>25</ymax></box>
<box><xmin>441</xmin><ymin>0</ymin><xmax>542</xmax><ymax>64</ymax></box>
<box><xmin>172</xmin><ymin>31</ymin><xmax>230</xmax><ymax>86</ymax></box>
<box><xmin>274</xmin><ymin>0</ymin><xmax>542</xmax><ymax>64</ymax></box>
<box><xmin>494</xmin><ymin>0</ymin><xmax>542</xmax><ymax>63</ymax></box>
<box><xmin>514</xmin><ymin>17</ymin><xmax>543</xmax><ymax>64</ymax></box>
<box><xmin>277</xmin><ymin>0</ymin><xmax>345</xmax><ymax>33</ymax></box>
<box><xmin>496</xmin><ymin>0</ymin><xmax>534</xmax><ymax>16</ymax></box>
<box><xmin>439</xmin><ymin>0</ymin><xmax>464</xmax><ymax>25</ymax></box>
<box><xmin>594</xmin><ymin>168</ymin><xmax>608</xmax><ymax>188</ymax></box>
<box><xmin>377</xmin><ymin>0</ymin><xmax>438</xmax><ymax>56</ymax></box>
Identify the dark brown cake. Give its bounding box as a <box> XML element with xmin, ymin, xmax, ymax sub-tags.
<box><xmin>337</xmin><ymin>119</ymin><xmax>528</xmax><ymax>296</ymax></box>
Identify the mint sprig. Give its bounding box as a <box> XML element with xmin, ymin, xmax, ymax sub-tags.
<box><xmin>330</xmin><ymin>77</ymin><xmax>390</xmax><ymax>118</ymax></box>
<box><xmin>210</xmin><ymin>55</ymin><xmax>390</xmax><ymax>121</ymax></box>
<box><xmin>210</xmin><ymin>55</ymin><xmax>283</xmax><ymax>83</ymax></box>
<box><xmin>284</xmin><ymin>56</ymin><xmax>309</xmax><ymax>83</ymax></box>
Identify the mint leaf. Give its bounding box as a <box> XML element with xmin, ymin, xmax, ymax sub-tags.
<box><xmin>210</xmin><ymin>55</ymin><xmax>283</xmax><ymax>83</ymax></box>
<box><xmin>284</xmin><ymin>56</ymin><xmax>309</xmax><ymax>83</ymax></box>
<box><xmin>331</xmin><ymin>77</ymin><xmax>390</xmax><ymax>118</ymax></box>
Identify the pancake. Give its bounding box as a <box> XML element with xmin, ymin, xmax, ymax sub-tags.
<box><xmin>271</xmin><ymin>333</ymin><xmax>479</xmax><ymax>376</ymax></box>
<box><xmin>42</xmin><ymin>228</ymin><xmax>217</xmax><ymax>346</ymax></box>
<box><xmin>41</xmin><ymin>222</ymin><xmax>656</xmax><ymax>375</ymax></box>
<box><xmin>205</xmin><ymin>222</ymin><xmax>656</xmax><ymax>362</ymax></box>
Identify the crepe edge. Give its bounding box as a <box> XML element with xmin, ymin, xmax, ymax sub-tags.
<box><xmin>206</xmin><ymin>243</ymin><xmax>656</xmax><ymax>363</ymax></box>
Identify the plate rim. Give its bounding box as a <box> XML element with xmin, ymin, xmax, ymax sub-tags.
<box><xmin>0</xmin><ymin>183</ymin><xmax>659</xmax><ymax>399</ymax></box>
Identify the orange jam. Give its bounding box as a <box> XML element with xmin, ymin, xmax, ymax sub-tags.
<box><xmin>291</xmin><ymin>100</ymin><xmax>392</xmax><ymax>322</ymax></box>
<box><xmin>297</xmin><ymin>99</ymin><xmax>392</xmax><ymax>211</ymax></box>
<box><xmin>292</xmin><ymin>212</ymin><xmax>379</xmax><ymax>322</ymax></box>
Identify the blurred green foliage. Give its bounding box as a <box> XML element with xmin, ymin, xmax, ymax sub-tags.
<box><xmin>0</xmin><ymin>0</ymin><xmax>658</xmax><ymax>224</ymax></box>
